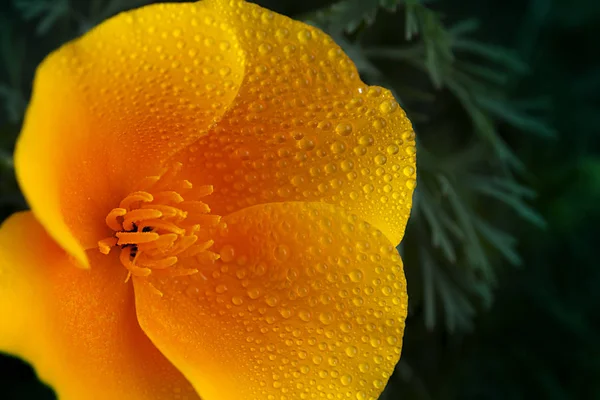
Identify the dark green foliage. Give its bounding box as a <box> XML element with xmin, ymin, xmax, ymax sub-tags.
<box><xmin>0</xmin><ymin>0</ymin><xmax>597</xmax><ymax>399</ymax></box>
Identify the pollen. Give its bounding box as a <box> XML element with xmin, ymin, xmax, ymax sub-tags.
<box><xmin>98</xmin><ymin>162</ymin><xmax>221</xmax><ymax>292</ymax></box>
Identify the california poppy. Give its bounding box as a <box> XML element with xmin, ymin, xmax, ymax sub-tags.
<box><xmin>0</xmin><ymin>0</ymin><xmax>416</xmax><ymax>399</ymax></box>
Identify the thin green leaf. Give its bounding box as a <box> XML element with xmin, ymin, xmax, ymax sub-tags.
<box><xmin>468</xmin><ymin>174</ymin><xmax>537</xmax><ymax>199</ymax></box>
<box><xmin>456</xmin><ymin>61</ymin><xmax>510</xmax><ymax>86</ymax></box>
<box><xmin>437</xmin><ymin>174</ymin><xmax>492</xmax><ymax>279</ymax></box>
<box><xmin>418</xmin><ymin>186</ymin><xmax>457</xmax><ymax>263</ymax></box>
<box><xmin>471</xmin><ymin>181</ymin><xmax>547</xmax><ymax>228</ymax></box>
<box><xmin>302</xmin><ymin>0</ymin><xmax>401</xmax><ymax>34</ymax></box>
<box><xmin>475</xmin><ymin>96</ymin><xmax>558</xmax><ymax>138</ymax></box>
<box><xmin>445</xmin><ymin>79</ymin><xmax>525</xmax><ymax>170</ymax></box>
<box><xmin>474</xmin><ymin>217</ymin><xmax>522</xmax><ymax>266</ymax></box>
<box><xmin>448</xmin><ymin>18</ymin><xmax>480</xmax><ymax>36</ymax></box>
<box><xmin>453</xmin><ymin>38</ymin><xmax>529</xmax><ymax>73</ymax></box>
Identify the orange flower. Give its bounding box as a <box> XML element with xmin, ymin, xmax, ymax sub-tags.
<box><xmin>0</xmin><ymin>0</ymin><xmax>416</xmax><ymax>399</ymax></box>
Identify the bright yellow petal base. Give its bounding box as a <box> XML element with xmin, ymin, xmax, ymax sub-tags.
<box><xmin>0</xmin><ymin>212</ymin><xmax>198</xmax><ymax>400</ymax></box>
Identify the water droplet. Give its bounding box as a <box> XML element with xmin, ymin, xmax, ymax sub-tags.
<box><xmin>297</xmin><ymin>29</ymin><xmax>312</xmax><ymax>43</ymax></box>
<box><xmin>374</xmin><ymin>154</ymin><xmax>387</xmax><ymax>165</ymax></box>
<box><xmin>386</xmin><ymin>144</ymin><xmax>399</xmax><ymax>155</ymax></box>
<box><xmin>297</xmin><ymin>137</ymin><xmax>315</xmax><ymax>151</ymax></box>
<box><xmin>319</xmin><ymin>312</ymin><xmax>333</xmax><ymax>325</ymax></box>
<box><xmin>379</xmin><ymin>99</ymin><xmax>398</xmax><ymax>114</ymax></box>
<box><xmin>265</xmin><ymin>295</ymin><xmax>279</xmax><ymax>307</ymax></box>
<box><xmin>349</xmin><ymin>269</ymin><xmax>363</xmax><ymax>282</ymax></box>
<box><xmin>258</xmin><ymin>43</ymin><xmax>272</xmax><ymax>54</ymax></box>
<box><xmin>403</xmin><ymin>166</ymin><xmax>415</xmax><ymax>177</ymax></box>
<box><xmin>341</xmin><ymin>374</ymin><xmax>353</xmax><ymax>386</ymax></box>
<box><xmin>331</xmin><ymin>141</ymin><xmax>346</xmax><ymax>154</ymax></box>
<box><xmin>359</xmin><ymin>134</ymin><xmax>374</xmax><ymax>146</ymax></box>
<box><xmin>220</xmin><ymin>245</ymin><xmax>235</xmax><ymax>262</ymax></box>
<box><xmin>247</xmin><ymin>287</ymin><xmax>262</xmax><ymax>299</ymax></box>
<box><xmin>340</xmin><ymin>322</ymin><xmax>352</xmax><ymax>332</ymax></box>
<box><xmin>335</xmin><ymin>123</ymin><xmax>353</xmax><ymax>136</ymax></box>
<box><xmin>279</xmin><ymin>307</ymin><xmax>292</xmax><ymax>318</ymax></box>
<box><xmin>299</xmin><ymin>310</ymin><xmax>312</xmax><ymax>321</ymax></box>
<box><xmin>372</xmin><ymin>118</ymin><xmax>386</xmax><ymax>130</ymax></box>
<box><xmin>345</xmin><ymin>346</ymin><xmax>358</xmax><ymax>357</ymax></box>
<box><xmin>232</xmin><ymin>296</ymin><xmax>243</xmax><ymax>305</ymax></box>
<box><xmin>216</xmin><ymin>284</ymin><xmax>227</xmax><ymax>294</ymax></box>
<box><xmin>274</xmin><ymin>244</ymin><xmax>290</xmax><ymax>261</ymax></box>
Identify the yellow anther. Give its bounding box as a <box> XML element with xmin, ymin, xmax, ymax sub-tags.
<box><xmin>195</xmin><ymin>215</ymin><xmax>222</xmax><ymax>227</ymax></box>
<box><xmin>119</xmin><ymin>248</ymin><xmax>151</xmax><ymax>277</ymax></box>
<box><xmin>179</xmin><ymin>240</ymin><xmax>215</xmax><ymax>258</ymax></box>
<box><xmin>138</xmin><ymin>219</ymin><xmax>185</xmax><ymax>235</ymax></box>
<box><xmin>137</xmin><ymin>255</ymin><xmax>179</xmax><ymax>269</ymax></box>
<box><xmin>141</xmin><ymin>204</ymin><xmax>185</xmax><ymax>219</ymax></box>
<box><xmin>122</xmin><ymin>208</ymin><xmax>163</xmax><ymax>231</ymax></box>
<box><xmin>179</xmin><ymin>201</ymin><xmax>211</xmax><ymax>214</ymax></box>
<box><xmin>105</xmin><ymin>208</ymin><xmax>127</xmax><ymax>231</ymax></box>
<box><xmin>168</xmin><ymin>235</ymin><xmax>198</xmax><ymax>256</ymax></box>
<box><xmin>188</xmin><ymin>184</ymin><xmax>214</xmax><ymax>198</ymax></box>
<box><xmin>98</xmin><ymin>237</ymin><xmax>118</xmax><ymax>254</ymax></box>
<box><xmin>119</xmin><ymin>191</ymin><xmax>154</xmax><ymax>210</ymax></box>
<box><xmin>116</xmin><ymin>231</ymin><xmax>160</xmax><ymax>245</ymax></box>
<box><xmin>169</xmin><ymin>179</ymin><xmax>193</xmax><ymax>191</ymax></box>
<box><xmin>153</xmin><ymin>191</ymin><xmax>185</xmax><ymax>204</ymax></box>
<box><xmin>164</xmin><ymin>268</ymin><xmax>198</xmax><ymax>277</ymax></box>
<box><xmin>196</xmin><ymin>251</ymin><xmax>220</xmax><ymax>263</ymax></box>
<box><xmin>137</xmin><ymin>233</ymin><xmax>178</xmax><ymax>252</ymax></box>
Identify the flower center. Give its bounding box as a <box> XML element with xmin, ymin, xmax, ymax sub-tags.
<box><xmin>97</xmin><ymin>162</ymin><xmax>220</xmax><ymax>289</ymax></box>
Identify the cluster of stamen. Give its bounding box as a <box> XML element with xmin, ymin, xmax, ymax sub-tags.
<box><xmin>98</xmin><ymin>162</ymin><xmax>220</xmax><ymax>292</ymax></box>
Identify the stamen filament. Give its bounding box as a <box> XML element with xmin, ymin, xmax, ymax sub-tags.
<box><xmin>188</xmin><ymin>184</ymin><xmax>214</xmax><ymax>198</ymax></box>
<box><xmin>194</xmin><ymin>215</ymin><xmax>222</xmax><ymax>227</ymax></box>
<box><xmin>120</xmin><ymin>191</ymin><xmax>154</xmax><ymax>210</ymax></box>
<box><xmin>98</xmin><ymin>237</ymin><xmax>118</xmax><ymax>254</ymax></box>
<box><xmin>141</xmin><ymin>204</ymin><xmax>185</xmax><ymax>219</ymax></box>
<box><xmin>138</xmin><ymin>219</ymin><xmax>185</xmax><ymax>235</ymax></box>
<box><xmin>119</xmin><ymin>248</ymin><xmax>151</xmax><ymax>276</ymax></box>
<box><xmin>137</xmin><ymin>255</ymin><xmax>178</xmax><ymax>269</ymax></box>
<box><xmin>153</xmin><ymin>191</ymin><xmax>185</xmax><ymax>204</ymax></box>
<box><xmin>122</xmin><ymin>209</ymin><xmax>163</xmax><ymax>231</ymax></box>
<box><xmin>137</xmin><ymin>233</ymin><xmax>178</xmax><ymax>251</ymax></box>
<box><xmin>116</xmin><ymin>231</ymin><xmax>160</xmax><ymax>245</ymax></box>
<box><xmin>105</xmin><ymin>208</ymin><xmax>127</xmax><ymax>231</ymax></box>
<box><xmin>179</xmin><ymin>201</ymin><xmax>211</xmax><ymax>214</ymax></box>
<box><xmin>179</xmin><ymin>240</ymin><xmax>215</xmax><ymax>258</ymax></box>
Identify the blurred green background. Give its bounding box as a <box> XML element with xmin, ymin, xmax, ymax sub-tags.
<box><xmin>0</xmin><ymin>0</ymin><xmax>598</xmax><ymax>399</ymax></box>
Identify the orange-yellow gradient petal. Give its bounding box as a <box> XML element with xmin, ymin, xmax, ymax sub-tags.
<box><xmin>174</xmin><ymin>0</ymin><xmax>417</xmax><ymax>245</ymax></box>
<box><xmin>16</xmin><ymin>1</ymin><xmax>245</xmax><ymax>266</ymax></box>
<box><xmin>134</xmin><ymin>202</ymin><xmax>407</xmax><ymax>400</ymax></box>
<box><xmin>0</xmin><ymin>212</ymin><xmax>198</xmax><ymax>400</ymax></box>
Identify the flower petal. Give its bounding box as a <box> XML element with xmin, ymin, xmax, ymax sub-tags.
<box><xmin>175</xmin><ymin>0</ymin><xmax>417</xmax><ymax>245</ymax></box>
<box><xmin>0</xmin><ymin>212</ymin><xmax>198</xmax><ymax>400</ymax></box>
<box><xmin>134</xmin><ymin>202</ymin><xmax>407</xmax><ymax>400</ymax></box>
<box><xmin>16</xmin><ymin>1</ymin><xmax>245</xmax><ymax>266</ymax></box>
